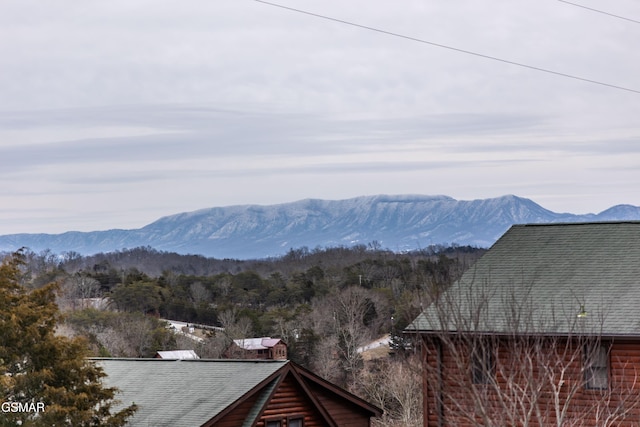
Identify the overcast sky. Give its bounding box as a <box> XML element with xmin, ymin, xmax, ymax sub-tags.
<box><xmin>1</xmin><ymin>0</ymin><xmax>639</xmax><ymax>234</ymax></box>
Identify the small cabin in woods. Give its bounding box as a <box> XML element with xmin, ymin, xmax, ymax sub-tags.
<box><xmin>228</xmin><ymin>337</ymin><xmax>288</xmax><ymax>360</ymax></box>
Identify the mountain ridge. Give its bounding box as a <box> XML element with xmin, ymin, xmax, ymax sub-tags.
<box><xmin>1</xmin><ymin>194</ymin><xmax>639</xmax><ymax>259</ymax></box>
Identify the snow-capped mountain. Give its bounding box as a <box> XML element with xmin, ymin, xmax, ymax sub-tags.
<box><xmin>1</xmin><ymin>195</ymin><xmax>639</xmax><ymax>259</ymax></box>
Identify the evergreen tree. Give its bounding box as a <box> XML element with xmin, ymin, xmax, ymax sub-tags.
<box><xmin>0</xmin><ymin>251</ymin><xmax>136</xmax><ymax>426</ymax></box>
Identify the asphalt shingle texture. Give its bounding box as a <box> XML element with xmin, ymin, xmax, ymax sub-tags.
<box><xmin>97</xmin><ymin>358</ymin><xmax>288</xmax><ymax>427</ymax></box>
<box><xmin>406</xmin><ymin>222</ymin><xmax>640</xmax><ymax>336</ymax></box>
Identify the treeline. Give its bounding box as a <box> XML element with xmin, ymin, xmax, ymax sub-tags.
<box><xmin>7</xmin><ymin>244</ymin><xmax>484</xmax><ymax>426</ymax></box>
<box><xmin>19</xmin><ymin>244</ymin><xmax>481</xmax><ymax>325</ymax></box>
<box><xmin>10</xmin><ymin>243</ymin><xmax>484</xmax><ymax>347</ymax></box>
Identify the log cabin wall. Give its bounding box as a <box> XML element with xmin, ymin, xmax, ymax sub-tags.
<box><xmin>306</xmin><ymin>380</ymin><xmax>373</xmax><ymax>427</ymax></box>
<box><xmin>255</xmin><ymin>373</ymin><xmax>326</xmax><ymax>427</ymax></box>
<box><xmin>422</xmin><ymin>336</ymin><xmax>640</xmax><ymax>427</ymax></box>
<box><xmin>270</xmin><ymin>342</ymin><xmax>288</xmax><ymax>360</ymax></box>
<box><xmin>214</xmin><ymin>391</ymin><xmax>263</xmax><ymax>427</ymax></box>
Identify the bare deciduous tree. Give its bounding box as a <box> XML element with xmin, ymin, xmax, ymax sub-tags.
<box><xmin>312</xmin><ymin>335</ymin><xmax>342</xmax><ymax>384</ymax></box>
<box><xmin>217</xmin><ymin>308</ymin><xmax>255</xmax><ymax>358</ymax></box>
<box><xmin>190</xmin><ymin>281</ymin><xmax>211</xmax><ymax>305</ymax></box>
<box><xmin>358</xmin><ymin>355</ymin><xmax>423</xmax><ymax>427</ymax></box>
<box><xmin>414</xmin><ymin>280</ymin><xmax>640</xmax><ymax>427</ymax></box>
<box><xmin>58</xmin><ymin>274</ymin><xmax>101</xmax><ymax>310</ymax></box>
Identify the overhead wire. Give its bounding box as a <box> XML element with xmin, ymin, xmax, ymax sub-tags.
<box><xmin>254</xmin><ymin>0</ymin><xmax>640</xmax><ymax>95</ymax></box>
<box><xmin>557</xmin><ymin>0</ymin><xmax>640</xmax><ymax>25</ymax></box>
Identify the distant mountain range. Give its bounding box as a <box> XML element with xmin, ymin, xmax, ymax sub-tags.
<box><xmin>1</xmin><ymin>195</ymin><xmax>639</xmax><ymax>259</ymax></box>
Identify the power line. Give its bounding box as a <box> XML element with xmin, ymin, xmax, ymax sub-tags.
<box><xmin>558</xmin><ymin>0</ymin><xmax>640</xmax><ymax>25</ymax></box>
<box><xmin>255</xmin><ymin>0</ymin><xmax>640</xmax><ymax>95</ymax></box>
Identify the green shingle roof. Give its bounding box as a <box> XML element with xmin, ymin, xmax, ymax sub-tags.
<box><xmin>406</xmin><ymin>222</ymin><xmax>640</xmax><ymax>336</ymax></box>
<box><xmin>97</xmin><ymin>358</ymin><xmax>288</xmax><ymax>427</ymax></box>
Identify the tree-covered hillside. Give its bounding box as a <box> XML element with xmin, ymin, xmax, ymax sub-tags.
<box><xmin>5</xmin><ymin>244</ymin><xmax>484</xmax><ymax>426</ymax></box>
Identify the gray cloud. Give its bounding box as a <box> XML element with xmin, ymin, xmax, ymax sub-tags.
<box><xmin>0</xmin><ymin>0</ymin><xmax>639</xmax><ymax>234</ymax></box>
<box><xmin>0</xmin><ymin>105</ymin><xmax>552</xmax><ymax>173</ymax></box>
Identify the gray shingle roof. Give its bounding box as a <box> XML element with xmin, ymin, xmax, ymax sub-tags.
<box><xmin>97</xmin><ymin>358</ymin><xmax>288</xmax><ymax>427</ymax></box>
<box><xmin>406</xmin><ymin>222</ymin><xmax>640</xmax><ymax>336</ymax></box>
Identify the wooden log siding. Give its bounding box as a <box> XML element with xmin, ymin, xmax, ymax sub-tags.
<box><xmin>255</xmin><ymin>373</ymin><xmax>325</xmax><ymax>427</ymax></box>
<box><xmin>270</xmin><ymin>342</ymin><xmax>288</xmax><ymax>360</ymax></box>
<box><xmin>422</xmin><ymin>336</ymin><xmax>640</xmax><ymax>427</ymax></box>
<box><xmin>215</xmin><ymin>392</ymin><xmax>263</xmax><ymax>427</ymax></box>
<box><xmin>306</xmin><ymin>382</ymin><xmax>373</xmax><ymax>427</ymax></box>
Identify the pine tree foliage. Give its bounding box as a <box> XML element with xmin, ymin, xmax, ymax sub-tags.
<box><xmin>0</xmin><ymin>251</ymin><xmax>136</xmax><ymax>426</ymax></box>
